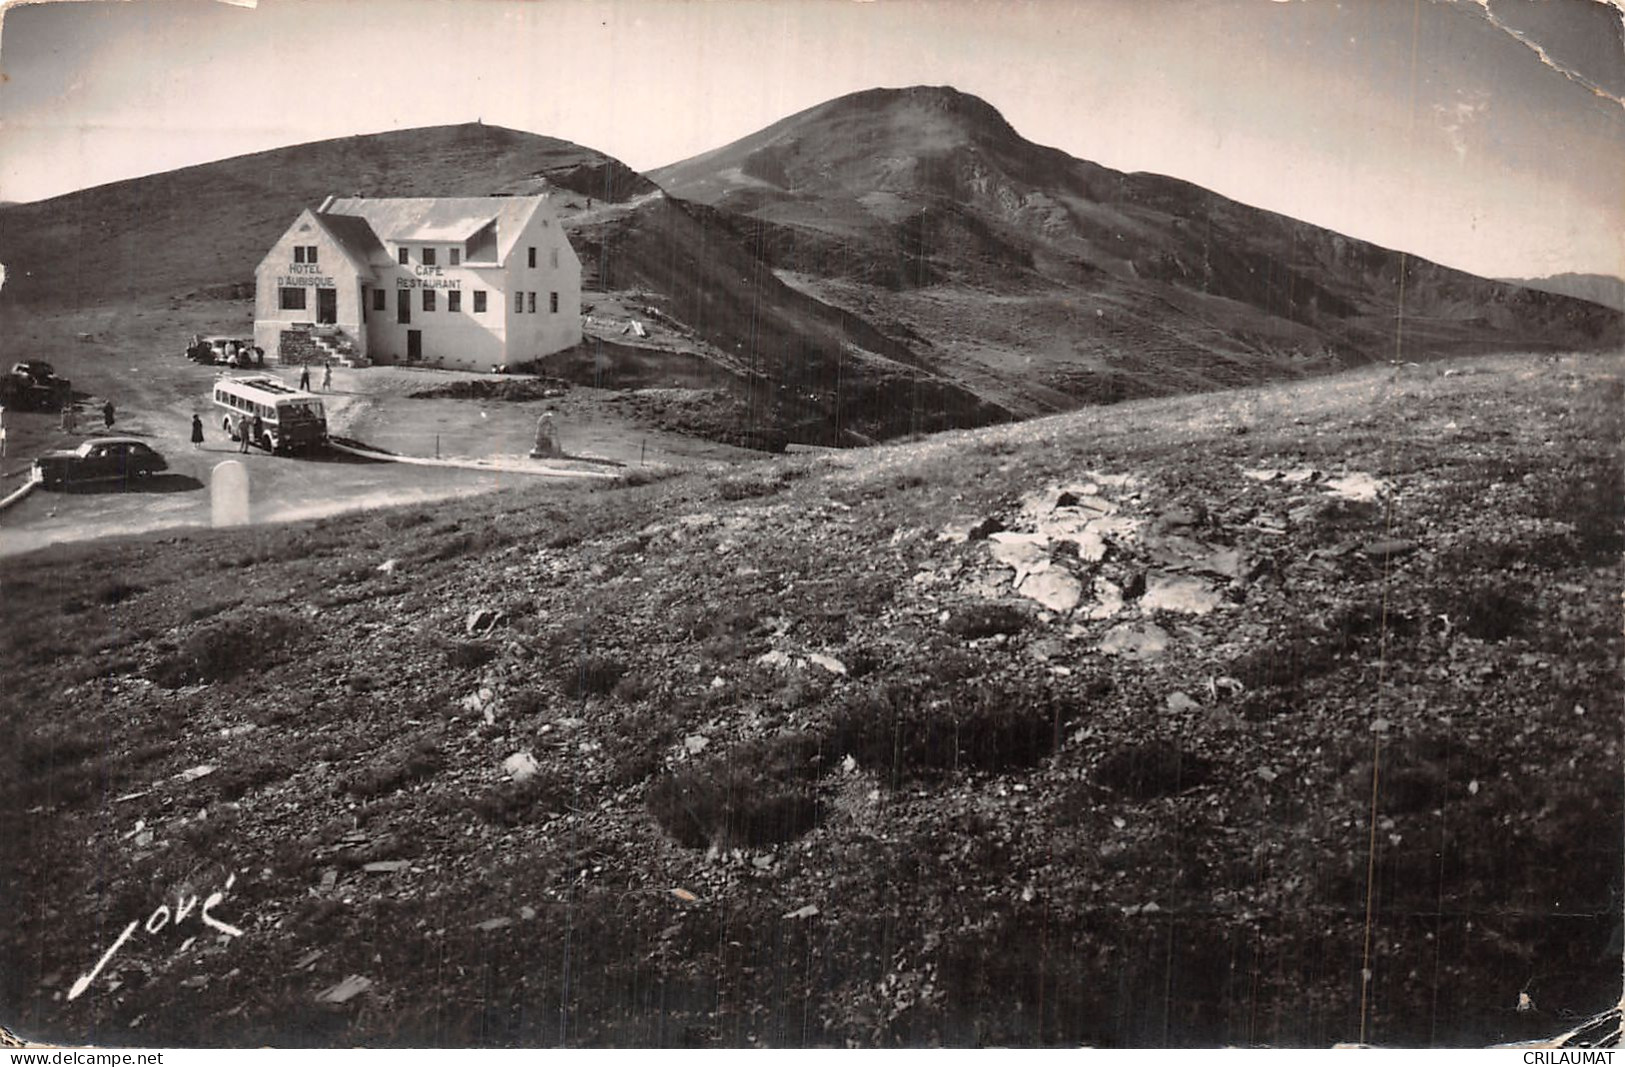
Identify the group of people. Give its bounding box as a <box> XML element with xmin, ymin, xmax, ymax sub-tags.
<box><xmin>297</xmin><ymin>361</ymin><xmax>333</xmax><ymax>392</ymax></box>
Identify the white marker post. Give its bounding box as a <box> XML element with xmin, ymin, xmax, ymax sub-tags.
<box><xmin>211</xmin><ymin>460</ymin><xmax>249</xmax><ymax>527</ymax></box>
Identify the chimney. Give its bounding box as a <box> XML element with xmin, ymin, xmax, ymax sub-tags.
<box><xmin>317</xmin><ymin>195</ymin><xmax>335</xmax><ymax>213</ymax></box>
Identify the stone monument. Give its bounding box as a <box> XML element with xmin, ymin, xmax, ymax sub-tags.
<box><xmin>530</xmin><ymin>410</ymin><xmax>559</xmax><ymax>459</ymax></box>
<box><xmin>211</xmin><ymin>460</ymin><xmax>249</xmax><ymax>527</ymax></box>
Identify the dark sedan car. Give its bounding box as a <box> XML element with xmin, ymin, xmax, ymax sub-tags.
<box><xmin>33</xmin><ymin>438</ymin><xmax>168</xmax><ymax>488</ymax></box>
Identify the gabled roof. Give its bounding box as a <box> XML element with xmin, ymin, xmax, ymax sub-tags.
<box><xmin>320</xmin><ymin>196</ymin><xmax>550</xmax><ymax>265</ymax></box>
<box><xmin>313</xmin><ymin>211</ymin><xmax>392</xmax><ymax>268</ymax></box>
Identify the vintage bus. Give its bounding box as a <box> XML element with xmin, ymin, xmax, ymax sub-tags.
<box><xmin>211</xmin><ymin>376</ymin><xmax>328</xmax><ymax>453</ymax></box>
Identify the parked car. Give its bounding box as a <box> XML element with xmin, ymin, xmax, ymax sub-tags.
<box><xmin>187</xmin><ymin>337</ymin><xmax>257</xmax><ymax>366</ymax></box>
<box><xmin>1</xmin><ymin>360</ymin><xmax>72</xmax><ymax>410</ymax></box>
<box><xmin>33</xmin><ymin>438</ymin><xmax>168</xmax><ymax>488</ymax></box>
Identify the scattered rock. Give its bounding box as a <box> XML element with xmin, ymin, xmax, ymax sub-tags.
<box><xmin>1156</xmin><ymin>503</ymin><xmax>1206</xmax><ymax>528</ymax></box>
<box><xmin>808</xmin><ymin>653</ymin><xmax>847</xmax><ymax>675</ymax></box>
<box><xmin>783</xmin><ymin>904</ymin><xmax>820</xmax><ymax>920</ymax></box>
<box><xmin>174</xmin><ymin>764</ymin><xmax>216</xmax><ymax>783</ymax></box>
<box><xmin>1193</xmin><ymin>548</ymin><xmax>1244</xmax><ymax>580</ymax></box>
<box><xmin>989</xmin><ymin>535</ymin><xmax>1049</xmax><ymax>584</ymax></box>
<box><xmin>1165</xmin><ymin>692</ymin><xmax>1201</xmax><ymax>713</ymax></box>
<box><xmin>362</xmin><ymin>860</ymin><xmax>410</xmax><ymax>874</ymax></box>
<box><xmin>1324</xmin><ymin>472</ymin><xmax>1387</xmax><ymax>502</ymax></box>
<box><xmin>1098</xmin><ymin>622</ymin><xmax>1171</xmax><ymax>659</ymax></box>
<box><xmin>1362</xmin><ymin>539</ymin><xmax>1418</xmax><ymax>560</ymax></box>
<box><xmin>1140</xmin><ymin>573</ymin><xmax>1222</xmax><ymax>615</ymax></box>
<box><xmin>377</xmin><ymin>559</ymin><xmax>399</xmax><ymax>574</ymax></box>
<box><xmin>1017</xmin><ymin>568</ymin><xmax>1083</xmax><ymax>613</ymax></box>
<box><xmin>465</xmin><ymin>608</ymin><xmax>508</xmax><ymax>636</ymax></box>
<box><xmin>683</xmin><ymin>734</ymin><xmax>710</xmax><ymax>756</ymax></box>
<box><xmin>317</xmin><ymin>975</ymin><xmax>373</xmax><ymax>1004</ymax></box>
<box><xmin>757</xmin><ymin>649</ymin><xmax>793</xmax><ymax>669</ymax></box>
<box><xmin>474</xmin><ymin>917</ymin><xmax>513</xmax><ymax>932</ymax></box>
<box><xmin>502</xmin><ymin>752</ymin><xmax>540</xmax><ymax>782</ymax></box>
<box><xmin>1084</xmin><ymin>578</ymin><xmax>1125</xmax><ymax>620</ymax></box>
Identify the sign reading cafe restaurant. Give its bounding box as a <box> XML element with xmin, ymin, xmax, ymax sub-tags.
<box><xmin>252</xmin><ymin>194</ymin><xmax>582</xmax><ymax>370</ymax></box>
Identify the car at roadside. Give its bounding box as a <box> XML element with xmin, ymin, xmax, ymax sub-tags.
<box><xmin>32</xmin><ymin>438</ymin><xmax>169</xmax><ymax>489</ymax></box>
<box><xmin>187</xmin><ymin>337</ymin><xmax>257</xmax><ymax>366</ymax></box>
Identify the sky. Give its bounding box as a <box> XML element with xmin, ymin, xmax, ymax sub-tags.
<box><xmin>0</xmin><ymin>0</ymin><xmax>1622</xmax><ymax>281</ymax></box>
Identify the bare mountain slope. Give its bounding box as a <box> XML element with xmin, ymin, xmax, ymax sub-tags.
<box><xmin>652</xmin><ymin>86</ymin><xmax>1621</xmax><ymax>412</ymax></box>
<box><xmin>1499</xmin><ymin>272</ymin><xmax>1625</xmax><ymax>314</ymax></box>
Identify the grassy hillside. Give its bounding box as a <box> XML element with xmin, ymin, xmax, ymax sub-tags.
<box><xmin>2</xmin><ymin>350</ymin><xmax>1618</xmax><ymax>1047</ymax></box>
<box><xmin>0</xmin><ymin>123</ymin><xmax>652</xmax><ymax>307</ymax></box>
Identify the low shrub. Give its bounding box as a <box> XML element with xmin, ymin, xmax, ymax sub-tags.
<box><xmin>718</xmin><ymin>474</ymin><xmax>783</xmax><ymax>501</ymax></box>
<box><xmin>473</xmin><ymin>773</ymin><xmax>564</xmax><ymax>826</ymax></box>
<box><xmin>445</xmin><ymin>640</ymin><xmax>497</xmax><ymax>670</ymax></box>
<box><xmin>827</xmin><ymin>680</ymin><xmax>1064</xmax><ymax>782</ymax></box>
<box><xmin>560</xmin><ymin>653</ymin><xmax>625</xmax><ymax>699</ymax></box>
<box><xmin>647</xmin><ymin>732</ymin><xmax>825</xmax><ymax>849</ymax></box>
<box><xmin>1094</xmin><ymin>741</ymin><xmax>1212</xmax><ymax>799</ymax></box>
<box><xmin>148</xmin><ymin>611</ymin><xmax>303</xmax><ymax>687</ymax></box>
<box><xmin>212</xmin><ymin>756</ymin><xmax>293</xmax><ymax>801</ymax></box>
<box><xmin>945</xmin><ymin>603</ymin><xmax>1029</xmax><ymax>639</ymax></box>
<box><xmin>344</xmin><ymin>738</ymin><xmax>444</xmax><ymax>798</ymax></box>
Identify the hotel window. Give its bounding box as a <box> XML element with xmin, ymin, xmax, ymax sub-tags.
<box><xmin>527</xmin><ymin>292</ymin><xmax>536</xmax><ymax>313</ymax></box>
<box><xmin>423</xmin><ymin>247</ymin><xmax>436</xmax><ymax>266</ymax></box>
<box><xmin>398</xmin><ymin>247</ymin><xmax>409</xmax><ymax>265</ymax></box>
<box><xmin>449</xmin><ymin>248</ymin><xmax>461</xmax><ymax>266</ymax></box>
<box><xmin>373</xmin><ymin>290</ymin><xmax>386</xmax><ymax>312</ymax></box>
<box><xmin>549</xmin><ymin>291</ymin><xmax>558</xmax><ymax>313</ymax></box>
<box><xmin>473</xmin><ymin>290</ymin><xmax>487</xmax><ymax>313</ymax></box>
<box><xmin>514</xmin><ymin>291</ymin><xmax>523</xmax><ymax>313</ymax></box>
<box><xmin>279</xmin><ymin>287</ymin><xmax>306</xmax><ymax>310</ymax></box>
<box><xmin>550</xmin><ymin>248</ymin><xmax>559</xmax><ymax>269</ymax></box>
<box><xmin>294</xmin><ymin>247</ymin><xmax>305</xmax><ymax>264</ymax></box>
<box><xmin>448</xmin><ymin>290</ymin><xmax>461</xmax><ymax>313</ymax></box>
<box><xmin>306</xmin><ymin>246</ymin><xmax>318</xmax><ymax>263</ymax></box>
<box><xmin>528</xmin><ymin>247</ymin><xmax>536</xmax><ymax>268</ymax></box>
<box><xmin>423</xmin><ymin>290</ymin><xmax>436</xmax><ymax>312</ymax></box>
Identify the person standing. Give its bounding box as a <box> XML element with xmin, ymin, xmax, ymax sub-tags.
<box><xmin>191</xmin><ymin>414</ymin><xmax>205</xmax><ymax>450</ymax></box>
<box><xmin>62</xmin><ymin>404</ymin><xmax>77</xmax><ymax>434</ymax></box>
<box><xmin>0</xmin><ymin>404</ymin><xmax>8</xmax><ymax>458</ymax></box>
<box><xmin>102</xmin><ymin>400</ymin><xmax>115</xmax><ymax>430</ymax></box>
<box><xmin>299</xmin><ymin>364</ymin><xmax>311</xmax><ymax>391</ymax></box>
<box><xmin>251</xmin><ymin>412</ymin><xmax>265</xmax><ymax>452</ymax></box>
<box><xmin>322</xmin><ymin>361</ymin><xmax>333</xmax><ymax>392</ymax></box>
<box><xmin>238</xmin><ymin>414</ymin><xmax>252</xmax><ymax>453</ymax></box>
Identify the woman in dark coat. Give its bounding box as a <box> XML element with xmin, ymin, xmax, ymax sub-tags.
<box><xmin>191</xmin><ymin>414</ymin><xmax>205</xmax><ymax>450</ymax></box>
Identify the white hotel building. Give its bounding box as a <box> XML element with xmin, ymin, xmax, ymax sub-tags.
<box><xmin>253</xmin><ymin>195</ymin><xmax>582</xmax><ymax>370</ymax></box>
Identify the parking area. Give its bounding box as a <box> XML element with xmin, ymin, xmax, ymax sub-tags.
<box><xmin>0</xmin><ymin>304</ymin><xmax>755</xmax><ymax>557</ymax></box>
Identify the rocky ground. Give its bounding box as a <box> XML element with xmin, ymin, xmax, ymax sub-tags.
<box><xmin>1</xmin><ymin>351</ymin><xmax>1619</xmax><ymax>1048</ymax></box>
